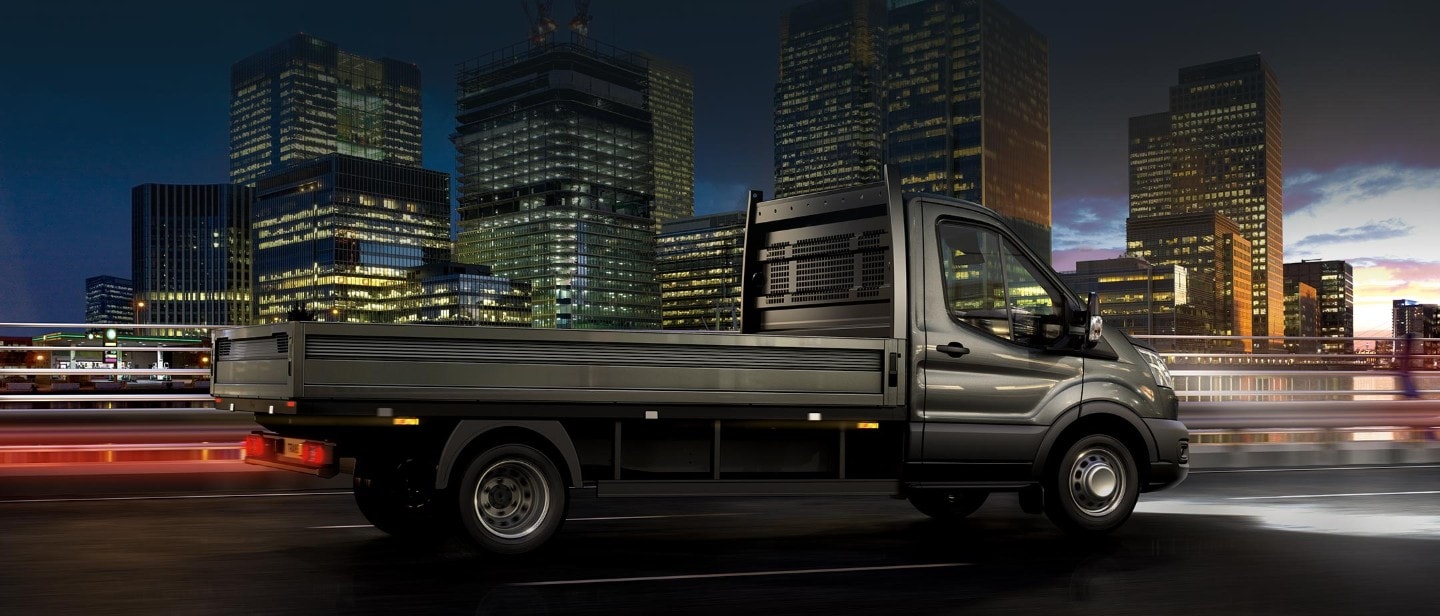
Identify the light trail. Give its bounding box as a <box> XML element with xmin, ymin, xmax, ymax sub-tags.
<box><xmin>0</xmin><ymin>491</ymin><xmax>352</xmax><ymax>504</ymax></box>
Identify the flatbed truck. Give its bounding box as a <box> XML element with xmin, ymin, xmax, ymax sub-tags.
<box><xmin>212</xmin><ymin>178</ymin><xmax>1188</xmax><ymax>554</ymax></box>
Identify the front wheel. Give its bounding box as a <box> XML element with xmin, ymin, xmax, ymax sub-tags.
<box><xmin>456</xmin><ymin>444</ymin><xmax>567</xmax><ymax>555</ymax></box>
<box><xmin>909</xmin><ymin>490</ymin><xmax>989</xmax><ymax>520</ymax></box>
<box><xmin>1043</xmin><ymin>434</ymin><xmax>1139</xmax><ymax>534</ymax></box>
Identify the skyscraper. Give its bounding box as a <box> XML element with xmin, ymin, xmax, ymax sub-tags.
<box><xmin>644</xmin><ymin>54</ymin><xmax>697</xmax><ymax>224</ymax></box>
<box><xmin>251</xmin><ymin>154</ymin><xmax>450</xmax><ymax>324</ymax></box>
<box><xmin>131</xmin><ymin>184</ymin><xmax>254</xmax><ymax>331</ymax></box>
<box><xmin>1284</xmin><ymin>260</ymin><xmax>1354</xmax><ymax>352</ymax></box>
<box><xmin>773</xmin><ymin>0</ymin><xmax>887</xmax><ymax>198</ymax></box>
<box><xmin>886</xmin><ymin>0</ymin><xmax>1051</xmax><ymax>261</ymax></box>
<box><xmin>658</xmin><ymin>210</ymin><xmax>747</xmax><ymax>330</ymax></box>
<box><xmin>453</xmin><ymin>36</ymin><xmax>684</xmax><ymax>329</ymax></box>
<box><xmin>1131</xmin><ymin>55</ymin><xmax>1284</xmax><ymax>344</ymax></box>
<box><xmin>1127</xmin><ymin>113</ymin><xmax>1172</xmax><ymax>221</ymax></box>
<box><xmin>84</xmin><ymin>276</ymin><xmax>134</xmax><ymax>326</ymax></box>
<box><xmin>230</xmin><ymin>34</ymin><xmax>422</xmax><ymax>186</ymax></box>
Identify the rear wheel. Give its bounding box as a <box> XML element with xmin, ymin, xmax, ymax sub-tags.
<box><xmin>353</xmin><ymin>456</ymin><xmax>448</xmax><ymax>541</ymax></box>
<box><xmin>1043</xmin><ymin>434</ymin><xmax>1139</xmax><ymax>534</ymax></box>
<box><xmin>908</xmin><ymin>490</ymin><xmax>989</xmax><ymax>520</ymax></box>
<box><xmin>456</xmin><ymin>444</ymin><xmax>567</xmax><ymax>555</ymax></box>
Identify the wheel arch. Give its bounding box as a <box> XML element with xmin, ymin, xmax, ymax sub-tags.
<box><xmin>435</xmin><ymin>420</ymin><xmax>583</xmax><ymax>490</ymax></box>
<box><xmin>1033</xmin><ymin>401</ymin><xmax>1154</xmax><ymax>484</ymax></box>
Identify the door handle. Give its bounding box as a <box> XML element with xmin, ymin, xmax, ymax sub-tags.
<box><xmin>936</xmin><ymin>342</ymin><xmax>971</xmax><ymax>357</ymax></box>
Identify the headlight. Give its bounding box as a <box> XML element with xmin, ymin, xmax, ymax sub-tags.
<box><xmin>1137</xmin><ymin>346</ymin><xmax>1174</xmax><ymax>389</ymax></box>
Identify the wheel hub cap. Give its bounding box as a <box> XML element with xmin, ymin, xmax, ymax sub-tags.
<box><xmin>1084</xmin><ymin>464</ymin><xmax>1117</xmax><ymax>499</ymax></box>
<box><xmin>1068</xmin><ymin>447</ymin><xmax>1125</xmax><ymax>517</ymax></box>
<box><xmin>473</xmin><ymin>458</ymin><xmax>550</xmax><ymax>540</ymax></box>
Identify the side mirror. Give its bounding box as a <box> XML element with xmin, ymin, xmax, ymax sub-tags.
<box><xmin>1083</xmin><ymin>292</ymin><xmax>1103</xmax><ymax>349</ymax></box>
<box><xmin>1069</xmin><ymin>292</ymin><xmax>1103</xmax><ymax>350</ymax></box>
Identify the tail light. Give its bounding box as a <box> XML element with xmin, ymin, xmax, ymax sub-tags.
<box><xmin>301</xmin><ymin>441</ymin><xmax>332</xmax><ymax>466</ymax></box>
<box><xmin>244</xmin><ymin>433</ymin><xmax>267</xmax><ymax>458</ymax></box>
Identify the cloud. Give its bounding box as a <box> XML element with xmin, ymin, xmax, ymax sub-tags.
<box><xmin>1285</xmin><ymin>165</ymin><xmax>1440</xmax><ymax>261</ymax></box>
<box><xmin>1051</xmin><ymin>195</ymin><xmax>1128</xmax><ymax>253</ymax></box>
<box><xmin>1285</xmin><ymin>163</ymin><xmax>1440</xmax><ymax>215</ymax></box>
<box><xmin>1283</xmin><ymin>170</ymin><xmax>1328</xmax><ymax>214</ymax></box>
<box><xmin>1296</xmin><ymin>218</ymin><xmax>1413</xmax><ymax>247</ymax></box>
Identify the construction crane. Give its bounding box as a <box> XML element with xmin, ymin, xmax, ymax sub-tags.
<box><xmin>523</xmin><ymin>0</ymin><xmax>558</xmax><ymax>46</ymax></box>
<box><xmin>569</xmin><ymin>0</ymin><xmax>593</xmax><ymax>40</ymax></box>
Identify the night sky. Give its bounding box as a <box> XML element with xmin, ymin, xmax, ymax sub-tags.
<box><xmin>2</xmin><ymin>0</ymin><xmax>1438</xmax><ymax>334</ymax></box>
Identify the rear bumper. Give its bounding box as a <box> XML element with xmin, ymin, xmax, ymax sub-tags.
<box><xmin>242</xmin><ymin>431</ymin><xmax>339</xmax><ymax>478</ymax></box>
<box><xmin>1142</xmin><ymin>418</ymin><xmax>1189</xmax><ymax>492</ymax></box>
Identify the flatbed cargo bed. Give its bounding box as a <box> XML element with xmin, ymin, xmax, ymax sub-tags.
<box><xmin>213</xmin><ymin>322</ymin><xmax>906</xmax><ymax>414</ymax></box>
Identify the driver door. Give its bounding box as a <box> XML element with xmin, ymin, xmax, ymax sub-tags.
<box><xmin>918</xmin><ymin>205</ymin><xmax>1085</xmax><ymax>468</ymax></box>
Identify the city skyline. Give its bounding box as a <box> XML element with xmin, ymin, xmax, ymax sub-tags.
<box><xmin>3</xmin><ymin>1</ymin><xmax>1439</xmax><ymax>335</ymax></box>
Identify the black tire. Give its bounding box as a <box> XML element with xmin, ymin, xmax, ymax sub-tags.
<box><xmin>909</xmin><ymin>490</ymin><xmax>989</xmax><ymax>520</ymax></box>
<box><xmin>456</xmin><ymin>444</ymin><xmax>567</xmax><ymax>555</ymax></box>
<box><xmin>1043</xmin><ymin>434</ymin><xmax>1139</xmax><ymax>534</ymax></box>
<box><xmin>353</xmin><ymin>456</ymin><xmax>449</xmax><ymax>542</ymax></box>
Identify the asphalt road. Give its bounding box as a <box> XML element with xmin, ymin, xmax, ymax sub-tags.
<box><xmin>0</xmin><ymin>463</ymin><xmax>1437</xmax><ymax>616</ymax></box>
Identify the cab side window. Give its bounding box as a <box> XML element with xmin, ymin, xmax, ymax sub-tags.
<box><xmin>937</xmin><ymin>222</ymin><xmax>1064</xmax><ymax>346</ymax></box>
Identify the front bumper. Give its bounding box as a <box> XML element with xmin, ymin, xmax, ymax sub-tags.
<box><xmin>1142</xmin><ymin>418</ymin><xmax>1189</xmax><ymax>492</ymax></box>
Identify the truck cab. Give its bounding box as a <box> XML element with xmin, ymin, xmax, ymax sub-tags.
<box><xmin>739</xmin><ymin>178</ymin><xmax>1188</xmax><ymax>530</ymax></box>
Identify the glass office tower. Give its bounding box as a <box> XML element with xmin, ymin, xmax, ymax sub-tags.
<box><xmin>657</xmin><ymin>210</ymin><xmax>747</xmax><ymax>330</ymax></box>
<box><xmin>773</xmin><ymin>0</ymin><xmax>887</xmax><ymax>198</ymax></box>
<box><xmin>391</xmin><ymin>263</ymin><xmax>533</xmax><ymax>327</ymax></box>
<box><xmin>644</xmin><ymin>55</ymin><xmax>697</xmax><ymax>224</ymax></box>
<box><xmin>1128</xmin><ymin>113</ymin><xmax>1173</xmax><ymax>221</ymax></box>
<box><xmin>1128</xmin><ymin>212</ymin><xmax>1253</xmax><ymax>351</ymax></box>
<box><xmin>251</xmin><ymin>154</ymin><xmax>450</xmax><ymax>324</ymax></box>
<box><xmin>1393</xmin><ymin>300</ymin><xmax>1439</xmax><ymax>338</ymax></box>
<box><xmin>1284</xmin><ymin>260</ymin><xmax>1354</xmax><ymax>353</ymax></box>
<box><xmin>84</xmin><ymin>276</ymin><xmax>134</xmax><ymax>326</ymax></box>
<box><xmin>231</xmin><ymin>34</ymin><xmax>423</xmax><ymax>186</ymax></box>
<box><xmin>886</xmin><ymin>0</ymin><xmax>1051</xmax><ymax>261</ymax></box>
<box><xmin>453</xmin><ymin>36</ymin><xmax>677</xmax><ymax>329</ymax></box>
<box><xmin>131</xmin><ymin>184</ymin><xmax>254</xmax><ymax>332</ymax></box>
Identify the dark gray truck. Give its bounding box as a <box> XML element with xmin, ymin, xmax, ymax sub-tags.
<box><xmin>213</xmin><ymin>178</ymin><xmax>1188</xmax><ymax>554</ymax></box>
